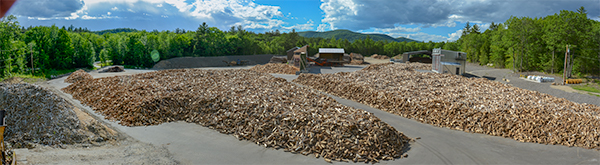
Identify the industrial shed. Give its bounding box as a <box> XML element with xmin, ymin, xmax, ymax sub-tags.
<box><xmin>315</xmin><ymin>48</ymin><xmax>345</xmax><ymax>64</ymax></box>
<box><xmin>431</xmin><ymin>48</ymin><xmax>467</xmax><ymax>75</ymax></box>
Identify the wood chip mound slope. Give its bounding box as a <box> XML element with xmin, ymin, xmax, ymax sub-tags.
<box><xmin>294</xmin><ymin>62</ymin><xmax>600</xmax><ymax>149</ymax></box>
<box><xmin>65</xmin><ymin>69</ymin><xmax>93</xmax><ymax>83</ymax></box>
<box><xmin>63</xmin><ymin>69</ymin><xmax>410</xmax><ymax>163</ymax></box>
<box><xmin>250</xmin><ymin>63</ymin><xmax>299</xmax><ymax>75</ymax></box>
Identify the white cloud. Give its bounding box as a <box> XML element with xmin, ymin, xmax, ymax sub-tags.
<box><xmin>319</xmin><ymin>0</ymin><xmax>600</xmax><ymax>31</ymax></box>
<box><xmin>369</xmin><ymin>26</ymin><xmax>421</xmax><ymax>33</ymax></box>
<box><xmin>111</xmin><ymin>7</ymin><xmax>118</xmax><ymax>11</ymax></box>
<box><xmin>317</xmin><ymin>23</ymin><xmax>334</xmax><ymax>32</ymax></box>
<box><xmin>282</xmin><ymin>20</ymin><xmax>315</xmax><ymax>31</ymax></box>
<box><xmin>107</xmin><ymin>12</ymin><xmax>111</xmax><ymax>15</ymax></box>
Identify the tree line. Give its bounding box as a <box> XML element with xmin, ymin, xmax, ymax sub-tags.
<box><xmin>0</xmin><ymin>16</ymin><xmax>451</xmax><ymax>78</ymax></box>
<box><xmin>2</xmin><ymin>7</ymin><xmax>596</xmax><ymax>79</ymax></box>
<box><xmin>458</xmin><ymin>7</ymin><xmax>600</xmax><ymax>77</ymax></box>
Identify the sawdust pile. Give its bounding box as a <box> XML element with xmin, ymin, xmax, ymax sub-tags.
<box><xmin>65</xmin><ymin>69</ymin><xmax>93</xmax><ymax>83</ymax></box>
<box><xmin>0</xmin><ymin>83</ymin><xmax>90</xmax><ymax>148</ymax></box>
<box><xmin>293</xmin><ymin>62</ymin><xmax>600</xmax><ymax>149</ymax></box>
<box><xmin>250</xmin><ymin>63</ymin><xmax>299</xmax><ymax>75</ymax></box>
<box><xmin>62</xmin><ymin>69</ymin><xmax>411</xmax><ymax>163</ymax></box>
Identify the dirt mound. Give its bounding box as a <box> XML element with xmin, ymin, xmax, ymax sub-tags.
<box><xmin>101</xmin><ymin>66</ymin><xmax>124</xmax><ymax>73</ymax></box>
<box><xmin>65</xmin><ymin>69</ymin><xmax>93</xmax><ymax>83</ymax></box>
<box><xmin>294</xmin><ymin>63</ymin><xmax>600</xmax><ymax>150</ymax></box>
<box><xmin>0</xmin><ymin>83</ymin><xmax>112</xmax><ymax>148</ymax></box>
<box><xmin>63</xmin><ymin>69</ymin><xmax>411</xmax><ymax>163</ymax></box>
<box><xmin>250</xmin><ymin>63</ymin><xmax>299</xmax><ymax>74</ymax></box>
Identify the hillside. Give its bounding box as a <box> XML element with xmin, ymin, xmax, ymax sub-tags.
<box><xmin>298</xmin><ymin>29</ymin><xmax>419</xmax><ymax>42</ymax></box>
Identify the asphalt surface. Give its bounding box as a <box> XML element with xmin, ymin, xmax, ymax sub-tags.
<box><xmin>465</xmin><ymin>63</ymin><xmax>600</xmax><ymax>106</ymax></box>
<box><xmin>43</xmin><ymin>64</ymin><xmax>600</xmax><ymax>164</ymax></box>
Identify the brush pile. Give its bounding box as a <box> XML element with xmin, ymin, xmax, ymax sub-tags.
<box><xmin>0</xmin><ymin>83</ymin><xmax>88</xmax><ymax>148</ymax></box>
<box><xmin>62</xmin><ymin>69</ymin><xmax>411</xmax><ymax>163</ymax></box>
<box><xmin>65</xmin><ymin>69</ymin><xmax>93</xmax><ymax>83</ymax></box>
<box><xmin>294</xmin><ymin>62</ymin><xmax>600</xmax><ymax>149</ymax></box>
<box><xmin>250</xmin><ymin>63</ymin><xmax>299</xmax><ymax>75</ymax></box>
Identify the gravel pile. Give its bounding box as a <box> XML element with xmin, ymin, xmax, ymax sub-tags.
<box><xmin>63</xmin><ymin>69</ymin><xmax>411</xmax><ymax>163</ymax></box>
<box><xmin>65</xmin><ymin>69</ymin><xmax>93</xmax><ymax>83</ymax></box>
<box><xmin>0</xmin><ymin>83</ymin><xmax>88</xmax><ymax>148</ymax></box>
<box><xmin>250</xmin><ymin>63</ymin><xmax>299</xmax><ymax>74</ymax></box>
<box><xmin>293</xmin><ymin>63</ymin><xmax>600</xmax><ymax>149</ymax></box>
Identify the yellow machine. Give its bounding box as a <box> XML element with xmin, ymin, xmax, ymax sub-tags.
<box><xmin>566</xmin><ymin>79</ymin><xmax>583</xmax><ymax>84</ymax></box>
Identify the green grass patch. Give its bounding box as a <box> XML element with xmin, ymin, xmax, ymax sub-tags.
<box><xmin>572</xmin><ymin>84</ymin><xmax>600</xmax><ymax>94</ymax></box>
<box><xmin>0</xmin><ymin>73</ymin><xmax>46</xmax><ymax>83</ymax></box>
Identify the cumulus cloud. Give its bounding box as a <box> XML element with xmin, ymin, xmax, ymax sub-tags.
<box><xmin>8</xmin><ymin>0</ymin><xmax>288</xmax><ymax>32</ymax></box>
<box><xmin>282</xmin><ymin>20</ymin><xmax>315</xmax><ymax>31</ymax></box>
<box><xmin>10</xmin><ymin>0</ymin><xmax>84</xmax><ymax>18</ymax></box>
<box><xmin>319</xmin><ymin>0</ymin><xmax>600</xmax><ymax>31</ymax></box>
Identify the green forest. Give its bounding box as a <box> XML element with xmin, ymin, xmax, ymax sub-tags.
<box><xmin>0</xmin><ymin>7</ymin><xmax>598</xmax><ymax>79</ymax></box>
<box><xmin>458</xmin><ymin>7</ymin><xmax>600</xmax><ymax>77</ymax></box>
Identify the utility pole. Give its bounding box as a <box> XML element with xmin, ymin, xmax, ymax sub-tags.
<box><xmin>563</xmin><ymin>45</ymin><xmax>569</xmax><ymax>85</ymax></box>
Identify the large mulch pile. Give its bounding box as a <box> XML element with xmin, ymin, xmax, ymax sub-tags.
<box><xmin>250</xmin><ymin>63</ymin><xmax>299</xmax><ymax>75</ymax></box>
<box><xmin>62</xmin><ymin>69</ymin><xmax>411</xmax><ymax>163</ymax></box>
<box><xmin>0</xmin><ymin>83</ymin><xmax>91</xmax><ymax>148</ymax></box>
<box><xmin>65</xmin><ymin>69</ymin><xmax>93</xmax><ymax>83</ymax></box>
<box><xmin>293</xmin><ymin>62</ymin><xmax>600</xmax><ymax>149</ymax></box>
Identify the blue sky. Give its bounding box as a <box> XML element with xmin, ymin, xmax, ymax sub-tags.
<box><xmin>6</xmin><ymin>0</ymin><xmax>600</xmax><ymax>42</ymax></box>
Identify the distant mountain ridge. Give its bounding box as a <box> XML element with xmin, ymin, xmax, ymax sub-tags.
<box><xmin>298</xmin><ymin>29</ymin><xmax>419</xmax><ymax>43</ymax></box>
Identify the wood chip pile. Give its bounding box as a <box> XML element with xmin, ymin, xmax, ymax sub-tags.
<box><xmin>65</xmin><ymin>69</ymin><xmax>93</xmax><ymax>83</ymax></box>
<box><xmin>250</xmin><ymin>63</ymin><xmax>299</xmax><ymax>75</ymax></box>
<box><xmin>293</xmin><ymin>63</ymin><xmax>600</xmax><ymax>149</ymax></box>
<box><xmin>0</xmin><ymin>83</ymin><xmax>88</xmax><ymax>148</ymax></box>
<box><xmin>62</xmin><ymin>69</ymin><xmax>410</xmax><ymax>163</ymax></box>
<box><xmin>371</xmin><ymin>54</ymin><xmax>390</xmax><ymax>60</ymax></box>
<box><xmin>349</xmin><ymin>53</ymin><xmax>364</xmax><ymax>65</ymax></box>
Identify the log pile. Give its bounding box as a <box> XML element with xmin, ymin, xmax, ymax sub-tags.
<box><xmin>65</xmin><ymin>69</ymin><xmax>93</xmax><ymax>83</ymax></box>
<box><xmin>0</xmin><ymin>83</ymin><xmax>88</xmax><ymax>148</ymax></box>
<box><xmin>293</xmin><ymin>63</ymin><xmax>600</xmax><ymax>149</ymax></box>
<box><xmin>62</xmin><ymin>69</ymin><xmax>411</xmax><ymax>163</ymax></box>
<box><xmin>250</xmin><ymin>63</ymin><xmax>299</xmax><ymax>75</ymax></box>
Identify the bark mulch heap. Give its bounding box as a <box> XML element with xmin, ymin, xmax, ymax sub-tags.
<box><xmin>63</xmin><ymin>69</ymin><xmax>411</xmax><ymax>163</ymax></box>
